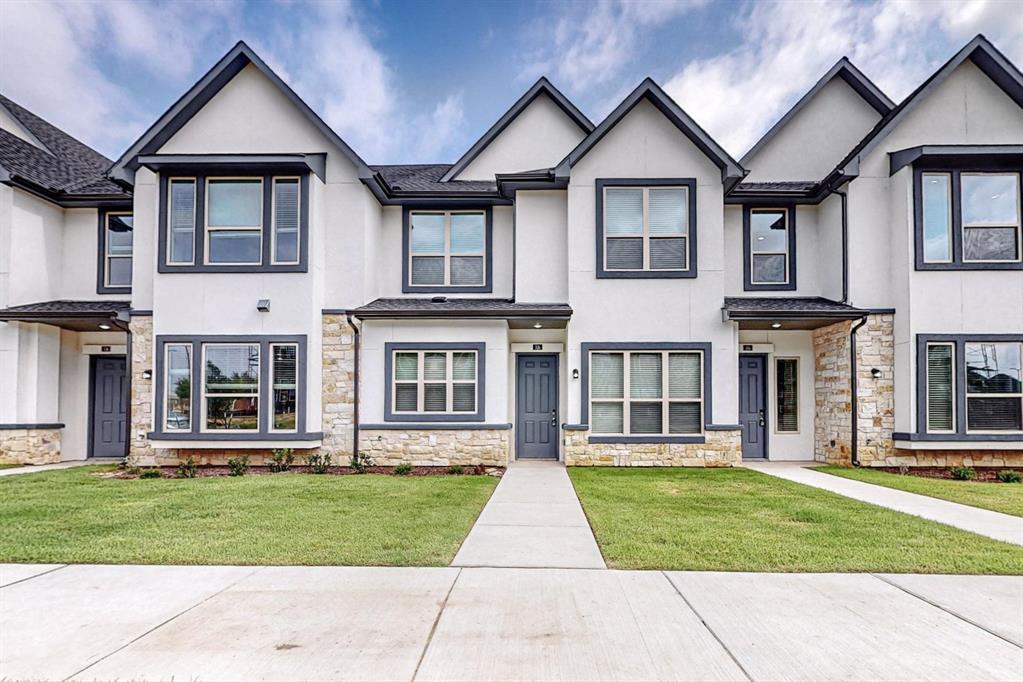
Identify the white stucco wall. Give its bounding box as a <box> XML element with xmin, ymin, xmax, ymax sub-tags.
<box><xmin>456</xmin><ymin>93</ymin><xmax>587</xmax><ymax>181</ymax></box>
<box><xmin>514</xmin><ymin>190</ymin><xmax>568</xmax><ymax>302</ymax></box>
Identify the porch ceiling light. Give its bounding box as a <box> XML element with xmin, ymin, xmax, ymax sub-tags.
<box><xmin>533</xmin><ymin>322</ymin><xmax>542</xmax><ymax>329</ymax></box>
<box><xmin>770</xmin><ymin>322</ymin><xmax>782</xmax><ymax>329</ymax></box>
<box><xmin>98</xmin><ymin>323</ymin><xmax>111</xmax><ymax>330</ymax></box>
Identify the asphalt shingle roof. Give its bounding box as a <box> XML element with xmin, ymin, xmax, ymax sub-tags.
<box><xmin>369</xmin><ymin>164</ymin><xmax>497</xmax><ymax>193</ymax></box>
<box><xmin>353</xmin><ymin>298</ymin><xmax>572</xmax><ymax>317</ymax></box>
<box><xmin>734</xmin><ymin>181</ymin><xmax>819</xmax><ymax>192</ymax></box>
<box><xmin>723</xmin><ymin>297</ymin><xmax>867</xmax><ymax>316</ymax></box>
<box><xmin>0</xmin><ymin>299</ymin><xmax>131</xmax><ymax>316</ymax></box>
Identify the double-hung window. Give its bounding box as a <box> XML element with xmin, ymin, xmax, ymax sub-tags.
<box><xmin>163</xmin><ymin>343</ymin><xmax>192</xmax><ymax>432</ymax></box>
<box><xmin>744</xmin><ymin>207</ymin><xmax>795</xmax><ymax>290</ymax></box>
<box><xmin>99</xmin><ymin>211</ymin><xmax>133</xmax><ymax>292</ymax></box>
<box><xmin>916</xmin><ymin>169</ymin><xmax>1021</xmax><ymax>269</ymax></box>
<box><xmin>405</xmin><ymin>209</ymin><xmax>490</xmax><ymax>292</ymax></box>
<box><xmin>385</xmin><ymin>343</ymin><xmax>485</xmax><ymax>421</ymax></box>
<box><xmin>588</xmin><ymin>348</ymin><xmax>704</xmax><ymax>437</ymax></box>
<box><xmin>596</xmin><ymin>179</ymin><xmax>696</xmax><ymax>278</ymax></box>
<box><xmin>206</xmin><ymin>179</ymin><xmax>263</xmax><ymax>265</ymax></box>
<box><xmin>203</xmin><ymin>343</ymin><xmax>260</xmax><ymax>431</ymax></box>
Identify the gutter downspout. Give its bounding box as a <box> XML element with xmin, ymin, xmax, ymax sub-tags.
<box><xmin>831</xmin><ymin>187</ymin><xmax>849</xmax><ymax>304</ymax></box>
<box><xmin>345</xmin><ymin>312</ymin><xmax>361</xmax><ymax>463</ymax></box>
<box><xmin>849</xmin><ymin>314</ymin><xmax>869</xmax><ymax>467</ymax></box>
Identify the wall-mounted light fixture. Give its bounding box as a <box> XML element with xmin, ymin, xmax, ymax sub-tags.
<box><xmin>257</xmin><ymin>299</ymin><xmax>271</xmax><ymax>312</ymax></box>
<box><xmin>142</xmin><ymin>369</ymin><xmax>153</xmax><ymax>380</ymax></box>
<box><xmin>572</xmin><ymin>368</ymin><xmax>580</xmax><ymax>379</ymax></box>
<box><xmin>871</xmin><ymin>367</ymin><xmax>882</xmax><ymax>379</ymax></box>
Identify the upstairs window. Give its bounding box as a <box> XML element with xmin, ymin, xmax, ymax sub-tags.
<box><xmin>206</xmin><ymin>179</ymin><xmax>263</xmax><ymax>264</ymax></box>
<box><xmin>404</xmin><ymin>209</ymin><xmax>491</xmax><ymax>293</ymax></box>
<box><xmin>98</xmin><ymin>211</ymin><xmax>133</xmax><ymax>293</ymax></box>
<box><xmin>916</xmin><ymin>169</ymin><xmax>1021</xmax><ymax>270</ymax></box>
<box><xmin>596</xmin><ymin>179</ymin><xmax>697</xmax><ymax>279</ymax></box>
<box><xmin>744</xmin><ymin>207</ymin><xmax>796</xmax><ymax>290</ymax></box>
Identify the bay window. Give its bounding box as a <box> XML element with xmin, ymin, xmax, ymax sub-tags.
<box><xmin>404</xmin><ymin>208</ymin><xmax>491</xmax><ymax>293</ymax></box>
<box><xmin>384</xmin><ymin>343</ymin><xmax>486</xmax><ymax>421</ymax></box>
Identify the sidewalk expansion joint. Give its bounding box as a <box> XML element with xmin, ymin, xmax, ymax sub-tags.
<box><xmin>411</xmin><ymin>567</ymin><xmax>461</xmax><ymax>681</ymax></box>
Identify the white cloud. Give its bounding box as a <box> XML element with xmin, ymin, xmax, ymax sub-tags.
<box><xmin>662</xmin><ymin>0</ymin><xmax>1023</xmax><ymax>158</ymax></box>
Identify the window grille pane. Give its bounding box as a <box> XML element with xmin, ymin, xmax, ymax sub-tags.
<box><xmin>752</xmin><ymin>254</ymin><xmax>786</xmax><ymax>283</ymax></box>
<box><xmin>410</xmin><ymin>213</ymin><xmax>445</xmax><ymax>253</ymax></box>
<box><xmin>668</xmin><ymin>403</ymin><xmax>701</xmax><ymax>434</ymax></box>
<box><xmin>208</xmin><ymin>180</ymin><xmax>262</xmax><ymax>227</ymax></box>
<box><xmin>275</xmin><ymin>231</ymin><xmax>298</xmax><ymax>264</ymax></box>
<box><xmin>629</xmin><ymin>402</ymin><xmax>662</xmax><ymax>434</ymax></box>
<box><xmin>274</xmin><ymin>179</ymin><xmax>299</xmax><ymax>263</ymax></box>
<box><xmin>411</xmin><ymin>256</ymin><xmax>445</xmax><ymax>284</ymax></box>
<box><xmin>649</xmin><ymin>237</ymin><xmax>685</xmax><ymax>270</ymax></box>
<box><xmin>424</xmin><ymin>384</ymin><xmax>447</xmax><ymax>411</ymax></box>
<box><xmin>963</xmin><ymin>226</ymin><xmax>1018</xmax><ymax>261</ymax></box>
<box><xmin>204</xmin><ymin>345</ymin><xmax>259</xmax><ymax>395</ymax></box>
<box><xmin>394</xmin><ymin>353</ymin><xmax>418</xmax><ymax>381</ymax></box>
<box><xmin>591</xmin><ymin>402</ymin><xmax>623</xmax><ymax>434</ymax></box>
<box><xmin>272</xmin><ymin>345</ymin><xmax>297</xmax><ymax>430</ymax></box>
<box><xmin>107</xmin><ymin>258</ymin><xmax>132</xmax><ymax>286</ymax></box>
<box><xmin>922</xmin><ymin>174</ymin><xmax>951</xmax><ymax>262</ymax></box>
<box><xmin>591</xmin><ymin>353</ymin><xmax>623</xmax><ymax>399</ymax></box>
<box><xmin>107</xmin><ymin>215</ymin><xmax>134</xmax><ymax>254</ymax></box>
<box><xmin>208</xmin><ymin>231</ymin><xmax>261</xmax><ymax>263</ymax></box>
<box><xmin>966</xmin><ymin>343</ymin><xmax>1021</xmax><ymax>394</ymax></box>
<box><xmin>606</xmin><ymin>238</ymin><xmax>643</xmax><ymax>269</ymax></box>
<box><xmin>424</xmin><ymin>353</ymin><xmax>447</xmax><ymax>381</ymax></box>
<box><xmin>169</xmin><ymin>180</ymin><xmax>195</xmax><ymax>263</ymax></box>
<box><xmin>630</xmin><ymin>353</ymin><xmax>662</xmax><ymax>399</ymax></box>
<box><xmin>450</xmin><ymin>256</ymin><xmax>484</xmax><ymax>285</ymax></box>
<box><xmin>750</xmin><ymin>211</ymin><xmax>787</xmax><ymax>252</ymax></box>
<box><xmin>962</xmin><ymin>174</ymin><xmax>1019</xmax><ymax>225</ymax></box>
<box><xmin>453</xmin><ymin>384</ymin><xmax>476</xmax><ymax>412</ymax></box>
<box><xmin>206</xmin><ymin>397</ymin><xmax>258</xmax><ymax>430</ymax></box>
<box><xmin>394</xmin><ymin>384</ymin><xmax>418</xmax><ymax>412</ymax></box>
<box><xmin>668</xmin><ymin>353</ymin><xmax>701</xmax><ymax>399</ymax></box>
<box><xmin>605</xmin><ymin>188</ymin><xmax>643</xmax><ymax>235</ymax></box>
<box><xmin>967</xmin><ymin>397</ymin><xmax>1022</xmax><ymax>431</ymax></box>
<box><xmin>648</xmin><ymin>188</ymin><xmax>686</xmax><ymax>235</ymax></box>
<box><xmin>926</xmin><ymin>344</ymin><xmax>954</xmax><ymax>431</ymax></box>
<box><xmin>450</xmin><ymin>213</ymin><xmax>485</xmax><ymax>253</ymax></box>
<box><xmin>452</xmin><ymin>352</ymin><xmax>476</xmax><ymax>381</ymax></box>
<box><xmin>776</xmin><ymin>358</ymin><xmax>798</xmax><ymax>432</ymax></box>
<box><xmin>166</xmin><ymin>344</ymin><xmax>191</xmax><ymax>431</ymax></box>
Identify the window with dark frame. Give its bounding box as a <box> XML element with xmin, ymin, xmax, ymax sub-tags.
<box><xmin>603</xmin><ymin>186</ymin><xmax>689</xmax><ymax>272</ymax></box>
<box><xmin>102</xmin><ymin>212</ymin><xmax>133</xmax><ymax>289</ymax></box>
<box><xmin>743</xmin><ymin>205</ymin><xmax>795</xmax><ymax>291</ymax></box>
<box><xmin>408</xmin><ymin>210</ymin><xmax>486</xmax><ymax>288</ymax></box>
<box><xmin>775</xmin><ymin>358</ymin><xmax>798</xmax><ymax>432</ymax></box>
<box><xmin>391</xmin><ymin>349</ymin><xmax>478</xmax><ymax>415</ymax></box>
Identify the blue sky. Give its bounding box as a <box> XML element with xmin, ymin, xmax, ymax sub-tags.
<box><xmin>1</xmin><ymin>0</ymin><xmax>1020</xmax><ymax>164</ymax></box>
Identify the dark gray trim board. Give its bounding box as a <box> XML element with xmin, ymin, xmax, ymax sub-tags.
<box><xmin>383</xmin><ymin>342</ymin><xmax>486</xmax><ymax>423</ymax></box>
<box><xmin>595</xmin><ymin>178</ymin><xmax>698</xmax><ymax>279</ymax></box>
<box><xmin>401</xmin><ymin>206</ymin><xmax>494</xmax><ymax>293</ymax></box>
<box><xmin>890</xmin><ymin>145</ymin><xmax>1023</xmax><ymax>175</ymax></box>
<box><xmin>361</xmin><ymin>423</ymin><xmax>512</xmax><ymax>430</ymax></box>
<box><xmin>441</xmin><ymin>77</ymin><xmax>594</xmax><ymax>182</ymax></box>
<box><xmin>912</xmin><ymin>166</ymin><xmax>1022</xmax><ymax>270</ymax></box>
<box><xmin>742</xmin><ymin>205</ymin><xmax>797</xmax><ymax>291</ymax></box>
<box><xmin>138</xmin><ymin>154</ymin><xmax>327</xmax><ymax>182</ymax></box>
<box><xmin>151</xmin><ymin>334</ymin><xmax>309</xmax><ymax>441</ymax></box>
<box><xmin>96</xmin><ymin>208</ymin><xmax>134</xmax><ymax>295</ymax></box>
<box><xmin>157</xmin><ymin>173</ymin><xmax>310</xmax><ymax>273</ymax></box>
<box><xmin>912</xmin><ymin>333</ymin><xmax>1023</xmax><ymax>442</ymax></box>
<box><xmin>579</xmin><ymin>342</ymin><xmax>713</xmax><ymax>444</ymax></box>
<box><xmin>0</xmin><ymin>423</ymin><xmax>65</xmax><ymax>430</ymax></box>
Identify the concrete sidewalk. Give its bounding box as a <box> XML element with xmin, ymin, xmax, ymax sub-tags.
<box><xmin>452</xmin><ymin>461</ymin><xmax>606</xmax><ymax>568</ymax></box>
<box><xmin>0</xmin><ymin>458</ymin><xmax>121</xmax><ymax>477</ymax></box>
<box><xmin>2</xmin><ymin>564</ymin><xmax>1020</xmax><ymax>681</ymax></box>
<box><xmin>745</xmin><ymin>461</ymin><xmax>1023</xmax><ymax>546</ymax></box>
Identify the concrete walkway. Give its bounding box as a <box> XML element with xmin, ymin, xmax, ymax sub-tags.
<box><xmin>451</xmin><ymin>460</ymin><xmax>606</xmax><ymax>569</ymax></box>
<box><xmin>745</xmin><ymin>461</ymin><xmax>1023</xmax><ymax>546</ymax></box>
<box><xmin>2</xmin><ymin>564</ymin><xmax>1020</xmax><ymax>681</ymax></box>
<box><xmin>0</xmin><ymin>457</ymin><xmax>121</xmax><ymax>478</ymax></box>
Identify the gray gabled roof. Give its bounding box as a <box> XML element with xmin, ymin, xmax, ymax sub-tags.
<box><xmin>371</xmin><ymin>164</ymin><xmax>497</xmax><ymax>193</ymax></box>
<box><xmin>440</xmin><ymin>77</ymin><xmax>594</xmax><ymax>182</ymax></box>
<box><xmin>739</xmin><ymin>58</ymin><xmax>893</xmax><ymax>166</ymax></box>
<box><xmin>554</xmin><ymin>78</ymin><xmax>745</xmax><ymax>189</ymax></box>
<box><xmin>352</xmin><ymin>298</ymin><xmax>572</xmax><ymax>319</ymax></box>
<box><xmin>108</xmin><ymin>41</ymin><xmax>372</xmax><ymax>185</ymax></box>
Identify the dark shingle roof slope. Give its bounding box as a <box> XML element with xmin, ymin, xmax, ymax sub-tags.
<box><xmin>0</xmin><ymin>93</ymin><xmax>129</xmax><ymax>200</ymax></box>
<box><xmin>0</xmin><ymin>299</ymin><xmax>131</xmax><ymax>316</ymax></box>
<box><xmin>369</xmin><ymin>164</ymin><xmax>497</xmax><ymax>193</ymax></box>
<box><xmin>353</xmin><ymin>298</ymin><xmax>572</xmax><ymax>318</ymax></box>
<box><xmin>734</xmin><ymin>180</ymin><xmax>818</xmax><ymax>192</ymax></box>
<box><xmin>723</xmin><ymin>297</ymin><xmax>868</xmax><ymax>316</ymax></box>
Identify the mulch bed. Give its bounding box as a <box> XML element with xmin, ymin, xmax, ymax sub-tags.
<box><xmin>876</xmin><ymin>466</ymin><xmax>1023</xmax><ymax>482</ymax></box>
<box><xmin>104</xmin><ymin>464</ymin><xmax>504</xmax><ymax>480</ymax></box>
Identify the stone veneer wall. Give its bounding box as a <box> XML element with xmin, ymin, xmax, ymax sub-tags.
<box><xmin>564</xmin><ymin>429</ymin><xmax>742</xmax><ymax>467</ymax></box>
<box><xmin>320</xmin><ymin>314</ymin><xmax>356</xmax><ymax>460</ymax></box>
<box><xmin>359</xmin><ymin>429</ymin><xmax>510</xmax><ymax>466</ymax></box>
<box><xmin>0</xmin><ymin>428</ymin><xmax>61</xmax><ymax>465</ymax></box>
<box><xmin>128</xmin><ymin>316</ymin><xmax>157</xmax><ymax>465</ymax></box>
<box><xmin>886</xmin><ymin>449</ymin><xmax>1023</xmax><ymax>468</ymax></box>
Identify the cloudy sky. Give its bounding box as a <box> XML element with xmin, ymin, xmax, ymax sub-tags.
<box><xmin>1</xmin><ymin>0</ymin><xmax>1020</xmax><ymax>164</ymax></box>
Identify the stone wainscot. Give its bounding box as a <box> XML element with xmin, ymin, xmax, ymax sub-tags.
<box><xmin>564</xmin><ymin>427</ymin><xmax>741</xmax><ymax>467</ymax></box>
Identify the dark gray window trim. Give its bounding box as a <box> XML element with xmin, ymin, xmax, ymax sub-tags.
<box><xmin>742</xmin><ymin>205</ymin><xmax>797</xmax><ymax>291</ymax></box>
<box><xmin>913</xmin><ymin>166</ymin><xmax>1022</xmax><ymax>271</ymax></box>
<box><xmin>383</xmin><ymin>342</ymin><xmax>486</xmax><ymax>422</ymax></box>
<box><xmin>912</xmin><ymin>333</ymin><xmax>1023</xmax><ymax>442</ymax></box>
<box><xmin>579</xmin><ymin>341</ymin><xmax>713</xmax><ymax>444</ymax></box>
<box><xmin>151</xmin><ymin>334</ymin><xmax>309</xmax><ymax>441</ymax></box>
<box><xmin>96</xmin><ymin>208</ymin><xmax>133</xmax><ymax>294</ymax></box>
<box><xmin>0</xmin><ymin>423</ymin><xmax>65</xmax><ymax>430</ymax></box>
<box><xmin>157</xmin><ymin>172</ymin><xmax>309</xmax><ymax>273</ymax></box>
<box><xmin>360</xmin><ymin>423</ymin><xmax>511</xmax><ymax>430</ymax></box>
<box><xmin>595</xmin><ymin>178</ymin><xmax>698</xmax><ymax>279</ymax></box>
<box><xmin>401</xmin><ymin>206</ymin><xmax>493</xmax><ymax>293</ymax></box>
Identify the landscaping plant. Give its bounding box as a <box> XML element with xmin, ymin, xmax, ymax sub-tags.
<box><xmin>950</xmin><ymin>466</ymin><xmax>976</xmax><ymax>481</ymax></box>
<box><xmin>349</xmin><ymin>452</ymin><xmax>374</xmax><ymax>473</ymax></box>
<box><xmin>268</xmin><ymin>448</ymin><xmax>294</xmax><ymax>473</ymax></box>
<box><xmin>176</xmin><ymin>455</ymin><xmax>199</xmax><ymax>479</ymax></box>
<box><xmin>139</xmin><ymin>469</ymin><xmax>162</xmax><ymax>479</ymax></box>
<box><xmin>394</xmin><ymin>463</ymin><xmax>412</xmax><ymax>476</ymax></box>
<box><xmin>227</xmin><ymin>455</ymin><xmax>250</xmax><ymax>477</ymax></box>
<box><xmin>447</xmin><ymin>464</ymin><xmax>464</xmax><ymax>476</ymax></box>
<box><xmin>997</xmin><ymin>470</ymin><xmax>1022</xmax><ymax>484</ymax></box>
<box><xmin>306</xmin><ymin>452</ymin><xmax>332</xmax><ymax>474</ymax></box>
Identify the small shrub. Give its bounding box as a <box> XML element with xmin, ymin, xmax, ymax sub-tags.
<box><xmin>123</xmin><ymin>452</ymin><xmax>142</xmax><ymax>477</ymax></box>
<box><xmin>950</xmin><ymin>465</ymin><xmax>976</xmax><ymax>481</ymax></box>
<box><xmin>268</xmin><ymin>448</ymin><xmax>294</xmax><ymax>473</ymax></box>
<box><xmin>350</xmin><ymin>452</ymin><xmax>374</xmax><ymax>474</ymax></box>
<box><xmin>394</xmin><ymin>463</ymin><xmax>412</xmax><ymax>476</ymax></box>
<box><xmin>997</xmin><ymin>469</ymin><xmax>1022</xmax><ymax>483</ymax></box>
<box><xmin>306</xmin><ymin>452</ymin><xmax>332</xmax><ymax>474</ymax></box>
<box><xmin>227</xmin><ymin>455</ymin><xmax>250</xmax><ymax>477</ymax></box>
<box><xmin>176</xmin><ymin>455</ymin><xmax>199</xmax><ymax>479</ymax></box>
<box><xmin>447</xmin><ymin>464</ymin><xmax>464</xmax><ymax>476</ymax></box>
<box><xmin>139</xmin><ymin>468</ymin><xmax>162</xmax><ymax>479</ymax></box>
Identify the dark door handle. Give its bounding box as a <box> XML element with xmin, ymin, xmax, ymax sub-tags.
<box><xmin>758</xmin><ymin>409</ymin><xmax>765</xmax><ymax>427</ymax></box>
<box><xmin>551</xmin><ymin>409</ymin><xmax>557</xmax><ymax>427</ymax></box>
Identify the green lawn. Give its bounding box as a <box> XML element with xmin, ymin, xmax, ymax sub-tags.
<box><xmin>817</xmin><ymin>465</ymin><xmax>1023</xmax><ymax>518</ymax></box>
<box><xmin>0</xmin><ymin>466</ymin><xmax>496</xmax><ymax>566</ymax></box>
<box><xmin>568</xmin><ymin>468</ymin><xmax>1023</xmax><ymax>574</ymax></box>
<box><xmin>0</xmin><ymin>463</ymin><xmax>22</xmax><ymax>470</ymax></box>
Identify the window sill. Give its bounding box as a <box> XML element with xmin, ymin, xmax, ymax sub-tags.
<box><xmin>914</xmin><ymin>261</ymin><xmax>1023</xmax><ymax>271</ymax></box>
<box><xmin>401</xmin><ymin>285</ymin><xmax>493</xmax><ymax>294</ymax></box>
<box><xmin>587</xmin><ymin>435</ymin><xmax>706</xmax><ymax>444</ymax></box>
<box><xmin>892</xmin><ymin>431</ymin><xmax>1023</xmax><ymax>449</ymax></box>
<box><xmin>361</xmin><ymin>423</ymin><xmax>511</xmax><ymax>430</ymax></box>
<box><xmin>596</xmin><ymin>270</ymin><xmax>696</xmax><ymax>279</ymax></box>
<box><xmin>157</xmin><ymin>263</ymin><xmax>309</xmax><ymax>274</ymax></box>
<box><xmin>147</xmin><ymin>431</ymin><xmax>323</xmax><ymax>447</ymax></box>
<box><xmin>743</xmin><ymin>282</ymin><xmax>796</xmax><ymax>292</ymax></box>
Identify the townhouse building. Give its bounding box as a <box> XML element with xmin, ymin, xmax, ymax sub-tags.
<box><xmin>1</xmin><ymin>35</ymin><xmax>1020</xmax><ymax>469</ymax></box>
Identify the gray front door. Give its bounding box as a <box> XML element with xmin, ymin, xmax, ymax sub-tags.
<box><xmin>739</xmin><ymin>355</ymin><xmax>767</xmax><ymax>459</ymax></box>
<box><xmin>516</xmin><ymin>354</ymin><xmax>559</xmax><ymax>459</ymax></box>
<box><xmin>91</xmin><ymin>356</ymin><xmax>127</xmax><ymax>458</ymax></box>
